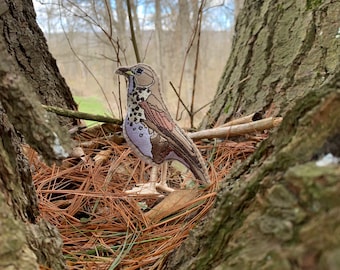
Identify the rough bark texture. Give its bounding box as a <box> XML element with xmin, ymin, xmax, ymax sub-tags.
<box><xmin>165</xmin><ymin>59</ymin><xmax>340</xmax><ymax>270</ymax></box>
<box><xmin>165</xmin><ymin>0</ymin><xmax>340</xmax><ymax>269</ymax></box>
<box><xmin>0</xmin><ymin>113</ymin><xmax>38</xmax><ymax>269</ymax></box>
<box><xmin>0</xmin><ymin>113</ymin><xmax>66</xmax><ymax>270</ymax></box>
<box><xmin>0</xmin><ymin>6</ymin><xmax>72</xmax><ymax>163</ymax></box>
<box><xmin>201</xmin><ymin>0</ymin><xmax>340</xmax><ymax>128</ymax></box>
<box><xmin>0</xmin><ymin>0</ymin><xmax>75</xmax><ymax>269</ymax></box>
<box><xmin>1</xmin><ymin>0</ymin><xmax>77</xmax><ymax>127</ymax></box>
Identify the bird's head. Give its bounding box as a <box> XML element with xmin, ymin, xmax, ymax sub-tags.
<box><xmin>115</xmin><ymin>63</ymin><xmax>157</xmax><ymax>90</ymax></box>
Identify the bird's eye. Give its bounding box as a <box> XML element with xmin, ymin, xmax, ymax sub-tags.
<box><xmin>135</xmin><ymin>67</ymin><xmax>143</xmax><ymax>74</ymax></box>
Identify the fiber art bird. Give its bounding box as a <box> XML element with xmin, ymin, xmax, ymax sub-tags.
<box><xmin>116</xmin><ymin>63</ymin><xmax>210</xmax><ymax>194</ymax></box>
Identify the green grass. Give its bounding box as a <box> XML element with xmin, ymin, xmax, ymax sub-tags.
<box><xmin>74</xmin><ymin>96</ymin><xmax>111</xmax><ymax>127</ymax></box>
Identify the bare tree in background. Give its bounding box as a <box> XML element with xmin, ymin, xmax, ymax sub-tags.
<box><xmin>155</xmin><ymin>0</ymin><xmax>165</xmax><ymax>90</ymax></box>
<box><xmin>35</xmin><ymin>0</ymin><xmax>233</xmax><ymax>127</ymax></box>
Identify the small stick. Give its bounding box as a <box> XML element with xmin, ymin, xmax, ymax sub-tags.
<box><xmin>218</xmin><ymin>112</ymin><xmax>262</xmax><ymax>127</ymax></box>
<box><xmin>189</xmin><ymin>117</ymin><xmax>282</xmax><ymax>140</ymax></box>
<box><xmin>42</xmin><ymin>105</ymin><xmax>122</xmax><ymax>125</ymax></box>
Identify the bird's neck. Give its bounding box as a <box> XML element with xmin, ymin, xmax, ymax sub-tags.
<box><xmin>126</xmin><ymin>94</ymin><xmax>147</xmax><ymax>123</ymax></box>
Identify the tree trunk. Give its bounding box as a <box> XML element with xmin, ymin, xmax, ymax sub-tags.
<box><xmin>155</xmin><ymin>0</ymin><xmax>165</xmax><ymax>91</ymax></box>
<box><xmin>0</xmin><ymin>112</ymin><xmax>66</xmax><ymax>270</ymax></box>
<box><xmin>166</xmin><ymin>71</ymin><xmax>340</xmax><ymax>270</ymax></box>
<box><xmin>0</xmin><ymin>0</ymin><xmax>75</xmax><ymax>268</ymax></box>
<box><xmin>201</xmin><ymin>0</ymin><xmax>340</xmax><ymax>128</ymax></box>
<box><xmin>1</xmin><ymin>0</ymin><xmax>77</xmax><ymax>127</ymax></box>
<box><xmin>165</xmin><ymin>0</ymin><xmax>340</xmax><ymax>269</ymax></box>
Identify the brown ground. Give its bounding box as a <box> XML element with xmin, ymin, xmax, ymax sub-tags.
<box><xmin>27</xmin><ymin>125</ymin><xmax>265</xmax><ymax>269</ymax></box>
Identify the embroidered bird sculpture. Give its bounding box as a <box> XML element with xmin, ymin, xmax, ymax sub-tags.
<box><xmin>116</xmin><ymin>63</ymin><xmax>210</xmax><ymax>194</ymax></box>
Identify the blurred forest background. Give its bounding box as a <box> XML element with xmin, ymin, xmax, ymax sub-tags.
<box><xmin>33</xmin><ymin>0</ymin><xmax>243</xmax><ymax>127</ymax></box>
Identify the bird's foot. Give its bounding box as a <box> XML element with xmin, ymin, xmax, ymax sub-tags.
<box><xmin>125</xmin><ymin>182</ymin><xmax>174</xmax><ymax>196</ymax></box>
<box><xmin>125</xmin><ymin>182</ymin><xmax>162</xmax><ymax>196</ymax></box>
<box><xmin>155</xmin><ymin>182</ymin><xmax>175</xmax><ymax>193</ymax></box>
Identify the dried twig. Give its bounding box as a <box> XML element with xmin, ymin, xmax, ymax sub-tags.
<box><xmin>218</xmin><ymin>112</ymin><xmax>262</xmax><ymax>127</ymax></box>
<box><xmin>190</xmin><ymin>0</ymin><xmax>205</xmax><ymax>128</ymax></box>
<box><xmin>189</xmin><ymin>117</ymin><xmax>282</xmax><ymax>140</ymax></box>
<box><xmin>42</xmin><ymin>105</ymin><xmax>122</xmax><ymax>125</ymax></box>
<box><xmin>169</xmin><ymin>81</ymin><xmax>191</xmax><ymax>117</ymax></box>
<box><xmin>126</xmin><ymin>0</ymin><xmax>141</xmax><ymax>62</ymax></box>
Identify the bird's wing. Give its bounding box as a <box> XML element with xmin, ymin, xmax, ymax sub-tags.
<box><xmin>139</xmin><ymin>97</ymin><xmax>210</xmax><ymax>183</ymax></box>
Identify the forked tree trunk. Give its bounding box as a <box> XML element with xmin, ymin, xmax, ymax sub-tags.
<box><xmin>165</xmin><ymin>0</ymin><xmax>340</xmax><ymax>269</ymax></box>
<box><xmin>1</xmin><ymin>0</ymin><xmax>340</xmax><ymax>269</ymax></box>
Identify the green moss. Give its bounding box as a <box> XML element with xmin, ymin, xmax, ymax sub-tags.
<box><xmin>306</xmin><ymin>0</ymin><xmax>323</xmax><ymax>10</ymax></box>
<box><xmin>285</xmin><ymin>163</ymin><xmax>340</xmax><ymax>210</ymax></box>
<box><xmin>223</xmin><ymin>101</ymin><xmax>231</xmax><ymax>114</ymax></box>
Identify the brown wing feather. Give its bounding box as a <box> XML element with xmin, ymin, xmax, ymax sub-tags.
<box><xmin>140</xmin><ymin>100</ymin><xmax>210</xmax><ymax>183</ymax></box>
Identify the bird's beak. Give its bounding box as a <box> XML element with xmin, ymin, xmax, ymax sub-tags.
<box><xmin>115</xmin><ymin>67</ymin><xmax>134</xmax><ymax>77</ymax></box>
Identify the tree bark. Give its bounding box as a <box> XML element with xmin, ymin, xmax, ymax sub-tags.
<box><xmin>166</xmin><ymin>70</ymin><xmax>340</xmax><ymax>269</ymax></box>
<box><xmin>201</xmin><ymin>0</ymin><xmax>340</xmax><ymax>128</ymax></box>
<box><xmin>0</xmin><ymin>112</ymin><xmax>66</xmax><ymax>270</ymax></box>
<box><xmin>1</xmin><ymin>0</ymin><xmax>77</xmax><ymax>127</ymax></box>
<box><xmin>0</xmin><ymin>0</ymin><xmax>76</xmax><ymax>269</ymax></box>
<box><xmin>165</xmin><ymin>0</ymin><xmax>340</xmax><ymax>269</ymax></box>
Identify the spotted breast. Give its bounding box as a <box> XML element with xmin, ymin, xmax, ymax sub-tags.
<box><xmin>116</xmin><ymin>63</ymin><xmax>210</xmax><ymax>184</ymax></box>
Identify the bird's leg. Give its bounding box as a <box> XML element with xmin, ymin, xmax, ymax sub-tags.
<box><xmin>156</xmin><ymin>162</ymin><xmax>174</xmax><ymax>193</ymax></box>
<box><xmin>125</xmin><ymin>164</ymin><xmax>174</xmax><ymax>195</ymax></box>
<box><xmin>125</xmin><ymin>165</ymin><xmax>162</xmax><ymax>195</ymax></box>
<box><xmin>149</xmin><ymin>165</ymin><xmax>158</xmax><ymax>190</ymax></box>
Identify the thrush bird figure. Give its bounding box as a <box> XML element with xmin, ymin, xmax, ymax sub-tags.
<box><xmin>116</xmin><ymin>63</ymin><xmax>210</xmax><ymax>194</ymax></box>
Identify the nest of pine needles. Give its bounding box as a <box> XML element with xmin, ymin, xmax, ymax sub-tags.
<box><xmin>27</xmin><ymin>124</ymin><xmax>266</xmax><ymax>269</ymax></box>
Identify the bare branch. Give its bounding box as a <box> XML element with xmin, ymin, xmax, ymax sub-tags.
<box><xmin>126</xmin><ymin>0</ymin><xmax>141</xmax><ymax>62</ymax></box>
<box><xmin>42</xmin><ymin>105</ymin><xmax>122</xmax><ymax>125</ymax></box>
<box><xmin>190</xmin><ymin>0</ymin><xmax>205</xmax><ymax>128</ymax></box>
<box><xmin>169</xmin><ymin>81</ymin><xmax>191</xmax><ymax>117</ymax></box>
<box><xmin>189</xmin><ymin>117</ymin><xmax>282</xmax><ymax>140</ymax></box>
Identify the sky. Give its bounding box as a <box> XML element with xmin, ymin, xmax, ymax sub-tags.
<box><xmin>33</xmin><ymin>0</ymin><xmax>234</xmax><ymax>33</ymax></box>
